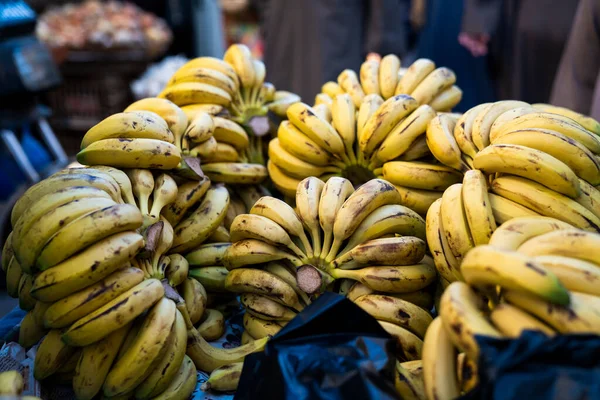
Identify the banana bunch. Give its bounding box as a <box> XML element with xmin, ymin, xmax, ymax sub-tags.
<box><xmin>420</xmin><ymin>216</ymin><xmax>600</xmax><ymax>400</ymax></box>
<box><xmin>220</xmin><ymin>176</ymin><xmax>434</xmax><ymax>380</ymax></box>
<box><xmin>270</xmin><ymin>93</ymin><xmax>460</xmax><ymax>214</ymax></box>
<box><xmin>318</xmin><ymin>56</ymin><xmax>461</xmax><ymax>111</ymax></box>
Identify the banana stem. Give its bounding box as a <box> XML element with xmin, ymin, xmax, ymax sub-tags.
<box><xmin>346</xmin><ymin>145</ymin><xmax>358</xmax><ymax>164</ymax></box>
<box><xmin>373</xmin><ymin>167</ymin><xmax>383</xmax><ymax>176</ymax></box>
<box><xmin>325</xmin><ymin>238</ymin><xmax>342</xmax><ymax>263</ymax></box>
<box><xmin>321</xmin><ymin>230</ymin><xmax>333</xmax><ymax>261</ymax></box>
<box><xmin>310</xmin><ymin>228</ymin><xmax>322</xmax><ymax>258</ymax></box>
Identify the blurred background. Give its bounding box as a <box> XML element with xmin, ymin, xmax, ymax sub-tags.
<box><xmin>0</xmin><ymin>0</ymin><xmax>594</xmax><ymax>314</ymax></box>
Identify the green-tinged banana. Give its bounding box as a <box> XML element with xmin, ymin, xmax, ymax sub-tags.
<box><xmin>462</xmin><ymin>170</ymin><xmax>496</xmax><ymax>246</ymax></box>
<box><xmin>488</xmin><ymin>216</ymin><xmax>573</xmax><ymax>251</ymax></box>
<box><xmin>491</xmin><ymin>176</ymin><xmax>600</xmax><ymax>232</ymax></box>
<box><xmin>182</xmin><ymin>277</ymin><xmax>207</xmax><ymax>325</ymax></box>
<box><xmin>453</xmin><ymin>103</ymin><xmax>491</xmax><ymax>158</ymax></box>
<box><xmin>492</xmin><ymin>128</ymin><xmax>600</xmax><ymax>185</ymax></box>
<box><xmin>44</xmin><ymin>267</ymin><xmax>144</xmax><ymax>328</ymax></box>
<box><xmin>490</xmin><ymin>303</ymin><xmax>555</xmax><ymax>337</ymax></box>
<box><xmin>397</xmin><ymin>136</ymin><xmax>431</xmax><ymax>161</ymax></box>
<box><xmin>198</xmin><ymin>308</ymin><xmax>225</xmax><ymax>341</ymax></box>
<box><xmin>189</xmin><ymin>266</ymin><xmax>229</xmax><ymax>292</ymax></box>
<box><xmin>488</xmin><ymin>193</ymin><xmax>540</xmax><ymax>224</ymax></box>
<box><xmin>425</xmin><ymin>199</ymin><xmax>460</xmax><ymax>283</ymax></box>
<box><xmin>474</xmin><ymin>144</ymin><xmax>580</xmax><ymax>198</ymax></box>
<box><xmin>17</xmin><ymin>273</ymin><xmax>35</xmax><ymax>311</ymax></box>
<box><xmin>318</xmin><ymin>177</ymin><xmax>355</xmax><ymax>257</ymax></box>
<box><xmin>11</xmin><ymin>174</ymin><xmax>118</xmax><ymax>227</ymax></box>
<box><xmin>62</xmin><ymin>279</ymin><xmax>164</xmax><ymax>347</ymax></box>
<box><xmin>0</xmin><ymin>370</ymin><xmax>23</xmax><ymax>395</ymax></box>
<box><xmin>532</xmin><ymin>103</ymin><xmax>600</xmax><ymax>135</ymax></box>
<box><xmin>410</xmin><ymin>67</ymin><xmax>456</xmax><ymax>105</ymax></box>
<box><xmin>165</xmin><ymin>253</ymin><xmax>189</xmax><ymax>286</ymax></box>
<box><xmin>322</xmin><ymin>81</ymin><xmax>344</xmax><ymax>98</ymax></box>
<box><xmin>439</xmin><ymin>282</ymin><xmax>501</xmax><ymax>360</ymax></box>
<box><xmin>77</xmin><ymin>138</ymin><xmax>182</xmax><ymax>170</ymax></box>
<box><xmin>81</xmin><ymin>111</ymin><xmax>172</xmax><ymax>148</ymax></box>
<box><xmin>269</xmin><ymin>138</ymin><xmax>340</xmax><ymax>179</ymax></box>
<box><xmin>380</xmin><ymin>321</ymin><xmax>424</xmax><ymax>361</ymax></box>
<box><xmin>32</xmin><ymin>231</ymin><xmax>143</xmax><ymax>302</ymax></box>
<box><xmin>470</xmin><ymin>100</ymin><xmax>529</xmax><ymax>150</ymax></box>
<box><xmin>296</xmin><ymin>177</ymin><xmax>325</xmax><ymax>257</ymax></box>
<box><xmin>201</xmin><ymin>162</ymin><xmax>267</xmax><ymax>184</ymax></box>
<box><xmin>186</xmin><ymin>242</ymin><xmax>231</xmax><ymax>267</ymax></box>
<box><xmin>264</xmin><ymin>262</ymin><xmax>310</xmax><ymax>305</ymax></box>
<box><xmin>338</xmin><ymin>69</ymin><xmax>365</xmax><ymax>107</ymax></box>
<box><xmin>377</xmin><ymin>105</ymin><xmax>437</xmax><ymax>161</ymax></box>
<box><xmin>355</xmin><ymin>294</ymin><xmax>432</xmax><ymax>338</ymax></box>
<box><xmin>73</xmin><ymin>324</ymin><xmax>130</xmax><ymax>400</ymax></box>
<box><xmin>36</xmin><ymin>203</ymin><xmax>142</xmax><ymax>270</ymax></box>
<box><xmin>395</xmin><ymin>58</ymin><xmax>436</xmax><ymax>95</ymax></box>
<box><xmin>357</xmin><ymin>94</ymin><xmax>385</xmax><ymax>139</ymax></box>
<box><xmin>517</xmin><ymin>229</ymin><xmax>600</xmax><ymax>265</ymax></box>
<box><xmin>224</xmin><ymin>268</ymin><xmax>302</xmax><ymax>310</ymax></box>
<box><xmin>430</xmin><ymin>85</ymin><xmax>463</xmax><ymax>111</ymax></box>
<box><xmin>422</xmin><ymin>317</ymin><xmax>459</xmax><ymax>400</ymax></box>
<box><xmin>382</xmin><ymin>161</ymin><xmax>462</xmax><ymax>191</ymax></box>
<box><xmin>159</xmin><ymin>82</ymin><xmax>232</xmax><ymax>106</ymax></box>
<box><xmin>6</xmin><ymin>256</ymin><xmax>22</xmax><ymax>298</ymax></box>
<box><xmin>278</xmin><ymin>120</ymin><xmax>334</xmax><ymax>167</ymax></box>
<box><xmin>395</xmin><ymin>360</ymin><xmax>426</xmax><ymax>400</ymax></box>
<box><xmin>360</xmin><ymin>59</ymin><xmax>381</xmax><ymax>95</ymax></box>
<box><xmin>332</xmin><ymin>263</ymin><xmax>436</xmax><ymax>293</ymax></box>
<box><xmin>328</xmin><ymin>179</ymin><xmax>402</xmax><ymax>261</ymax></box>
<box><xmin>576</xmin><ymin>178</ymin><xmax>600</xmax><ymax>218</ymax></box>
<box><xmin>268</xmin><ymin>160</ymin><xmax>302</xmax><ymax>197</ymax></box>
<box><xmin>150</xmin><ymin>354</ymin><xmax>196</xmax><ymax>400</ymax></box>
<box><xmin>286</xmin><ymin>102</ymin><xmax>345</xmax><ymax>155</ymax></box>
<box><xmin>241</xmin><ymin>293</ymin><xmax>297</xmax><ymax>321</ymax></box>
<box><xmin>103</xmin><ymin>298</ymin><xmax>176</xmax><ymax>397</ymax></box>
<box><xmin>440</xmin><ymin>183</ymin><xmax>474</xmax><ymax>262</ymax></box>
<box><xmin>2</xmin><ymin>232</ymin><xmax>13</xmax><ymax>272</ymax></box>
<box><xmin>461</xmin><ymin>245</ymin><xmax>570</xmax><ymax>305</ymax></box>
<box><xmin>243</xmin><ymin>312</ymin><xmax>281</xmax><ymax>339</ymax></box>
<box><xmin>171</xmin><ymin>184</ymin><xmax>229</xmax><ymax>253</ymax></box>
<box><xmin>161</xmin><ymin>177</ymin><xmax>210</xmax><ymax>226</ymax></box>
<box><xmin>359</xmin><ymin>94</ymin><xmax>419</xmax><ymax>155</ymax></box>
<box><xmin>33</xmin><ymin>329</ymin><xmax>76</xmax><ymax>380</ymax></box>
<box><xmin>534</xmin><ymin>255</ymin><xmax>600</xmax><ymax>296</ymax></box>
<box><xmin>504</xmin><ymin>290</ymin><xmax>600</xmax><ymax>334</ymax></box>
<box><xmin>223</xmin><ymin>239</ymin><xmax>301</xmax><ymax>269</ymax></box>
<box><xmin>333</xmin><ymin>236</ymin><xmax>426</xmax><ymax>269</ymax></box>
<box><xmin>19</xmin><ymin>308</ymin><xmax>48</xmax><ymax>348</ymax></box>
<box><xmin>202</xmin><ymin>362</ymin><xmax>243</xmax><ymax>392</ymax></box>
<box><xmin>379</xmin><ymin>54</ymin><xmax>401</xmax><ymax>99</ymax></box>
<box><xmin>426</xmin><ymin>113</ymin><xmax>467</xmax><ymax>172</ymax></box>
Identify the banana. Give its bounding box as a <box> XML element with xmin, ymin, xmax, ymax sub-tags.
<box><xmin>333</xmin><ymin>236</ymin><xmax>426</xmax><ymax>269</ymax></box>
<box><xmin>315</xmin><ymin>93</ymin><xmax>333</xmax><ymax>106</ymax></box>
<box><xmin>359</xmin><ymin>94</ymin><xmax>419</xmax><ymax>155</ymax></box>
<box><xmin>286</xmin><ymin>102</ymin><xmax>345</xmax><ymax>155</ymax></box>
<box><xmin>425</xmin><ymin>198</ymin><xmax>460</xmax><ymax>282</ymax></box>
<box><xmin>104</xmin><ymin>298</ymin><xmax>176</xmax><ymax>397</ymax></box>
<box><xmin>410</xmin><ymin>67</ymin><xmax>456</xmax><ymax>105</ymax></box>
<box><xmin>357</xmin><ymin>94</ymin><xmax>385</xmax><ymax>139</ymax></box>
<box><xmin>379</xmin><ymin>54</ymin><xmax>401</xmax><ymax>99</ymax></box>
<box><xmin>251</xmin><ymin>196</ymin><xmax>313</xmax><ymax>257</ymax></box>
<box><xmin>277</xmin><ymin>121</ymin><xmax>334</xmax><ymax>167</ymax></box>
<box><xmin>488</xmin><ymin>193</ymin><xmax>540</xmax><ymax>224</ymax></box>
<box><xmin>33</xmin><ymin>329</ymin><xmax>76</xmax><ymax>380</ymax></box>
<box><xmin>224</xmin><ymin>268</ymin><xmax>302</xmax><ymax>310</ymax></box>
<box><xmin>318</xmin><ymin>177</ymin><xmax>355</xmax><ymax>257</ymax></box>
<box><xmin>346</xmin><ymin>281</ymin><xmax>374</xmax><ymax>302</ymax></box>
<box><xmin>267</xmin><ymin>160</ymin><xmax>302</xmax><ymax>197</ymax></box>
<box><xmin>50</xmin><ymin>167</ymin><xmax>122</xmax><ymax>201</ymax></box>
<box><xmin>201</xmin><ymin>162</ymin><xmax>267</xmax><ymax>184</ymax></box>
<box><xmin>165</xmin><ymin>253</ymin><xmax>189</xmax><ymax>286</ymax></box>
<box><xmin>81</xmin><ymin>111</ymin><xmax>173</xmax><ymax>148</ymax></box>
<box><xmin>440</xmin><ymin>183</ymin><xmax>474</xmax><ymax>263</ymax></box>
<box><xmin>426</xmin><ymin>114</ymin><xmax>468</xmax><ymax>172</ymax></box>
<box><xmin>395</xmin><ymin>360</ymin><xmax>426</xmax><ymax>400</ymax></box>
<box><xmin>73</xmin><ymin>324</ymin><xmax>130</xmax><ymax>400</ymax></box>
<box><xmin>198</xmin><ymin>309</ymin><xmax>226</xmax><ymax>340</ymax></box>
<box><xmin>359</xmin><ymin>59</ymin><xmax>381</xmax><ymax>96</ymax></box>
<box><xmin>16</xmin><ymin>274</ymin><xmax>34</xmax><ymax>311</ymax></box>
<box><xmin>392</xmin><ymin>288</ymin><xmax>435</xmax><ymax>311</ymax></box>
<box><xmin>202</xmin><ymin>362</ymin><xmax>243</xmax><ymax>392</ymax></box>
<box><xmin>296</xmin><ymin>177</ymin><xmax>325</xmax><ymax>257</ymax></box>
<box><xmin>517</xmin><ymin>229</ymin><xmax>600</xmax><ymax>265</ymax></box>
<box><xmin>2</xmin><ymin>232</ymin><xmax>13</xmax><ymax>272</ymax></box>
<box><xmin>430</xmin><ymin>85</ymin><xmax>463</xmax><ymax>111</ymax></box>
<box><xmin>159</xmin><ymin>82</ymin><xmax>232</xmax><ymax>106</ymax></box>
<box><xmin>212</xmin><ymin>116</ymin><xmax>249</xmax><ymax>150</ymax></box>
<box><xmin>31</xmin><ymin>232</ymin><xmax>144</xmax><ymax>302</ymax></box>
<box><xmin>182</xmin><ymin>277</ymin><xmax>207</xmax><ymax>325</ymax></box>
<box><xmin>189</xmin><ymin>266</ymin><xmax>229</xmax><ymax>292</ymax></box>
<box><xmin>167</xmin><ymin>66</ymin><xmax>237</xmax><ymax>94</ymax></box>
<box><xmin>269</xmin><ymin>138</ymin><xmax>340</xmax><ymax>179</ymax></box>
<box><xmin>35</xmin><ymin>203</ymin><xmax>142</xmax><ymax>270</ymax></box>
<box><xmin>124</xmin><ymin>98</ymin><xmax>188</xmax><ymax>148</ymax></box>
<box><xmin>532</xmin><ymin>103</ymin><xmax>600</xmax><ymax>135</ymax></box>
<box><xmin>241</xmin><ymin>293</ymin><xmax>297</xmax><ymax>321</ymax></box>
<box><xmin>491</xmin><ymin>176</ymin><xmax>600</xmax><ymax>232</ymax></box>
<box><xmin>470</xmin><ymin>100</ymin><xmax>529</xmax><ymax>150</ymax></box>
<box><xmin>224</xmin><ymin>43</ymin><xmax>254</xmax><ymax>89</ymax></box>
<box><xmin>268</xmin><ymin>91</ymin><xmax>302</xmax><ymax>117</ymax></box>
<box><xmin>329</xmin><ymin>94</ymin><xmax>357</xmax><ymax>159</ymax></box>
<box><xmin>0</xmin><ymin>370</ymin><xmax>23</xmax><ymax>395</ymax></box>
<box><xmin>150</xmin><ymin>354</ymin><xmax>196</xmax><ymax>400</ymax></box>
<box><xmin>453</xmin><ymin>103</ymin><xmax>491</xmax><ymax>158</ymax></box>
<box><xmin>186</xmin><ymin>111</ymin><xmax>215</xmax><ymax>144</ymax></box>
<box><xmin>171</xmin><ymin>184</ymin><xmax>229</xmax><ymax>253</ymax></box>
<box><xmin>149</xmin><ymin>174</ymin><xmax>178</xmax><ymax>220</ymax></box>
<box><xmin>6</xmin><ymin>256</ymin><xmax>22</xmax><ymax>298</ymax></box>
<box><xmin>89</xmin><ymin>166</ymin><xmax>136</xmax><ymax>206</ymax></box>
<box><xmin>490</xmin><ymin>303</ymin><xmax>555</xmax><ymax>337</ymax></box>
<box><xmin>488</xmin><ymin>216</ymin><xmax>573</xmax><ymax>251</ymax></box>
<box><xmin>492</xmin><ymin>128</ymin><xmax>600</xmax><ymax>185</ymax></box>
<box><xmin>422</xmin><ymin>317</ymin><xmax>459</xmax><ymax>400</ymax></box>
<box><xmin>332</xmin><ymin>263</ymin><xmax>435</xmax><ymax>293</ymax></box>
<box><xmin>19</xmin><ymin>307</ymin><xmax>48</xmax><ymax>348</ymax></box>
<box><xmin>397</xmin><ymin>136</ymin><xmax>431</xmax><ymax>161</ymax></box>
<box><xmin>179</xmin><ymin>56</ymin><xmax>239</xmax><ymax>81</ymax></box>
<box><xmin>338</xmin><ymin>69</ymin><xmax>365</xmax><ymax>107</ymax></box>
<box><xmin>264</xmin><ymin>261</ymin><xmax>310</xmax><ymax>305</ymax></box>
<box><xmin>354</xmin><ymin>294</ymin><xmax>432</xmax><ymax>338</ymax></box>
<box><xmin>204</xmin><ymin>142</ymin><xmax>240</xmax><ymax>162</ymax></box>
<box><xmin>313</xmin><ymin>102</ymin><xmax>332</xmax><ymax>123</ymax></box>
<box><xmin>393</xmin><ymin>186</ymin><xmax>443</xmax><ymax>216</ymax></box>
<box><xmin>189</xmin><ymin>136</ymin><xmax>218</xmax><ymax>159</ymax></box>
<box><xmin>534</xmin><ymin>255</ymin><xmax>600</xmax><ymax>296</ymax></box>
<box><xmin>77</xmin><ymin>138</ymin><xmax>182</xmax><ymax>170</ymax></box>
<box><xmin>382</xmin><ymin>161</ymin><xmax>462</xmax><ymax>191</ymax></box>
<box><xmin>223</xmin><ymin>239</ymin><xmax>301</xmax><ymax>269</ymax></box>
<box><xmin>10</xmin><ymin>173</ymin><xmax>119</xmax><ymax>227</ymax></box>
<box><xmin>328</xmin><ymin>179</ymin><xmax>402</xmax><ymax>261</ymax></box>
<box><xmin>439</xmin><ymin>281</ymin><xmax>501</xmax><ymax>360</ymax></box>
<box><xmin>186</xmin><ymin>242</ymin><xmax>230</xmax><ymax>267</ymax></box>
<box><xmin>180</xmin><ymin>104</ymin><xmax>223</xmax><ymax>120</ymax></box>
<box><xmin>461</xmin><ymin>170</ymin><xmax>496</xmax><ymax>246</ymax></box>
<box><xmin>576</xmin><ymin>178</ymin><xmax>600</xmax><ymax>218</ymax></box>
<box><xmin>504</xmin><ymin>290</ymin><xmax>600</xmax><ymax>334</ymax></box>
<box><xmin>243</xmin><ymin>312</ymin><xmax>281</xmax><ymax>339</ymax></box>
<box><xmin>62</xmin><ymin>279</ymin><xmax>165</xmax><ymax>346</ymax></box>
<box><xmin>322</xmin><ymin>81</ymin><xmax>344</xmax><ymax>98</ymax></box>
<box><xmin>395</xmin><ymin>58</ymin><xmax>436</xmax><ymax>95</ymax></box>
<box><xmin>461</xmin><ymin>245</ymin><xmax>570</xmax><ymax>305</ymax></box>
<box><xmin>474</xmin><ymin>144</ymin><xmax>581</xmax><ymax>198</ymax></box>
<box><xmin>126</xmin><ymin>168</ymin><xmax>154</xmax><ymax>215</ymax></box>
<box><xmin>161</xmin><ymin>177</ymin><xmax>210</xmax><ymax>226</ymax></box>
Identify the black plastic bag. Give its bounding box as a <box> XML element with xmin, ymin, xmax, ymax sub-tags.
<box><xmin>234</xmin><ymin>292</ymin><xmax>399</xmax><ymax>400</ymax></box>
<box><xmin>461</xmin><ymin>331</ymin><xmax>600</xmax><ymax>400</ymax></box>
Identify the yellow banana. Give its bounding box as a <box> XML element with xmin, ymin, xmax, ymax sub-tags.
<box><xmin>397</xmin><ymin>135</ymin><xmax>431</xmax><ymax>161</ymax></box>
<box><xmin>223</xmin><ymin>239</ymin><xmax>302</xmax><ymax>269</ymax></box>
<box><xmin>357</xmin><ymin>94</ymin><xmax>384</xmax><ymax>139</ymax></box>
<box><xmin>241</xmin><ymin>293</ymin><xmax>297</xmax><ymax>321</ymax></box>
<box><xmin>201</xmin><ymin>362</ymin><xmax>244</xmax><ymax>392</ymax></box>
<box><xmin>296</xmin><ymin>177</ymin><xmax>325</xmax><ymax>257</ymax></box>
<box><xmin>360</xmin><ymin>59</ymin><xmax>381</xmax><ymax>95</ymax></box>
<box><xmin>488</xmin><ymin>216</ymin><xmax>573</xmax><ymax>251</ymax></box>
<box><xmin>267</xmin><ymin>160</ymin><xmax>302</xmax><ymax>197</ymax></box>
<box><xmin>201</xmin><ymin>162</ymin><xmax>268</xmax><ymax>184</ymax></box>
<box><xmin>189</xmin><ymin>266</ymin><xmax>229</xmax><ymax>292</ymax></box>
<box><xmin>277</xmin><ymin>120</ymin><xmax>334</xmax><ymax>166</ymax></box>
<box><xmin>517</xmin><ymin>229</ymin><xmax>600</xmax><ymax>265</ymax></box>
<box><xmin>182</xmin><ymin>277</ymin><xmax>207</xmax><ymax>325</ymax></box>
<box><xmin>470</xmin><ymin>100</ymin><xmax>529</xmax><ymax>150</ymax></box>
<box><xmin>269</xmin><ymin>138</ymin><xmax>340</xmax><ymax>179</ymax></box>
<box><xmin>410</xmin><ymin>67</ymin><xmax>456</xmax><ymax>105</ymax></box>
<box><xmin>167</xmin><ymin>66</ymin><xmax>237</xmax><ymax>94</ymax></box>
<box><xmin>379</xmin><ymin>321</ymin><xmax>424</xmax><ymax>361</ymax></box>
<box><xmin>19</xmin><ymin>308</ymin><xmax>48</xmax><ymax>348</ymax></box>
<box><xmin>338</xmin><ymin>69</ymin><xmax>365</xmax><ymax>107</ymax></box>
<box><xmin>333</xmin><ymin>236</ymin><xmax>426</xmax><ymax>269</ymax></box>
<box><xmin>379</xmin><ymin>54</ymin><xmax>401</xmax><ymax>99</ymax></box>
<box><xmin>461</xmin><ymin>170</ymin><xmax>496</xmax><ymax>246</ymax></box>
<box><xmin>243</xmin><ymin>312</ymin><xmax>282</xmax><ymax>339</ymax></box>
<box><xmin>422</xmin><ymin>317</ymin><xmax>459</xmax><ymax>400</ymax></box>
<box><xmin>179</xmin><ymin>56</ymin><xmax>239</xmax><ymax>82</ymax></box>
<box><xmin>440</xmin><ymin>183</ymin><xmax>474</xmax><ymax>262</ymax></box>
<box><xmin>534</xmin><ymin>255</ymin><xmax>600</xmax><ymax>297</ymax></box>
<box><xmin>212</xmin><ymin>116</ymin><xmax>249</xmax><ymax>150</ymax></box>
<box><xmin>488</xmin><ymin>193</ymin><xmax>540</xmax><ymax>225</ymax></box>
<box><xmin>332</xmin><ymin>263</ymin><xmax>435</xmax><ymax>293</ymax></box>
<box><xmin>425</xmin><ymin>198</ymin><xmax>461</xmax><ymax>283</ymax></box>
<box><xmin>225</xmin><ymin>268</ymin><xmax>302</xmax><ymax>310</ymax></box>
<box><xmin>268</xmin><ymin>91</ymin><xmax>302</xmax><ymax>117</ymax></box>
<box><xmin>6</xmin><ymin>256</ymin><xmax>22</xmax><ymax>298</ymax></box>
<box><xmin>33</xmin><ymin>329</ymin><xmax>76</xmax><ymax>380</ymax></box>
<box><xmin>393</xmin><ymin>186</ymin><xmax>445</xmax><ymax>217</ymax></box>
<box><xmin>89</xmin><ymin>166</ymin><xmax>136</xmax><ymax>206</ymax></box>
<box><xmin>532</xmin><ymin>103</ymin><xmax>600</xmax><ymax>135</ymax></box>
<box><xmin>264</xmin><ymin>261</ymin><xmax>311</xmax><ymax>306</ymax></box>
<box><xmin>322</xmin><ymin>81</ymin><xmax>344</xmax><ymax>98</ymax></box>
<box><xmin>286</xmin><ymin>102</ymin><xmax>345</xmax><ymax>155</ymax></box>
<box><xmin>453</xmin><ymin>103</ymin><xmax>492</xmax><ymax>158</ymax></box>
<box><xmin>159</xmin><ymin>82</ymin><xmax>232</xmax><ymax>106</ymax></box>
<box><xmin>318</xmin><ymin>177</ymin><xmax>355</xmax><ymax>257</ymax></box>
<box><xmin>382</xmin><ymin>161</ymin><xmax>462</xmax><ymax>191</ymax></box>
<box><xmin>124</xmin><ymin>98</ymin><xmax>188</xmax><ymax>148</ymax></box>
<box><xmin>150</xmin><ymin>354</ymin><xmax>197</xmax><ymax>400</ymax></box>
<box><xmin>395</xmin><ymin>58</ymin><xmax>436</xmax><ymax>95</ymax></box>
<box><xmin>490</xmin><ymin>303</ymin><xmax>555</xmax><ymax>337</ymax></box>
<box><xmin>426</xmin><ymin>114</ymin><xmax>468</xmax><ymax>172</ymax></box>
<box><xmin>395</xmin><ymin>360</ymin><xmax>426</xmax><ymax>400</ymax></box>
<box><xmin>576</xmin><ymin>178</ymin><xmax>600</xmax><ymax>218</ymax></box>
<box><xmin>186</xmin><ymin>242</ymin><xmax>230</xmax><ymax>266</ymax></box>
<box><xmin>161</xmin><ymin>177</ymin><xmax>210</xmax><ymax>226</ymax></box>
<box><xmin>430</xmin><ymin>85</ymin><xmax>463</xmax><ymax>111</ymax></box>
<box><xmin>180</xmin><ymin>104</ymin><xmax>223</xmax><ymax>120</ymax></box>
